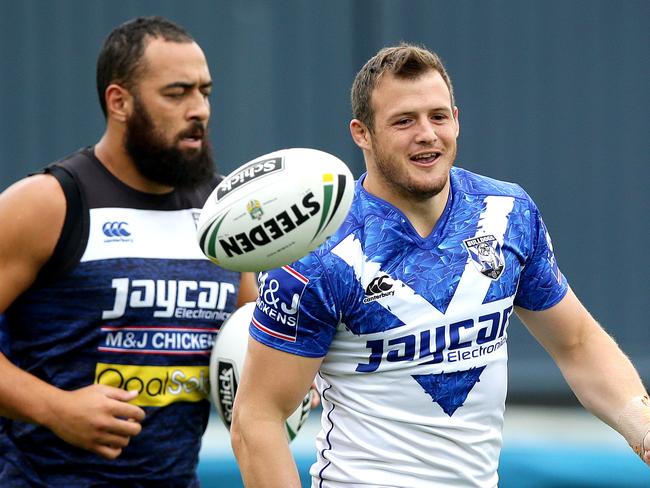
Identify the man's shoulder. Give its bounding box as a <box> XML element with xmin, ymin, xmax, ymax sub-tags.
<box><xmin>451</xmin><ymin>166</ymin><xmax>529</xmax><ymax>201</ymax></box>
<box><xmin>0</xmin><ymin>169</ymin><xmax>67</xmax><ymax>280</ymax></box>
<box><xmin>38</xmin><ymin>147</ymin><xmax>94</xmax><ymax>175</ymax></box>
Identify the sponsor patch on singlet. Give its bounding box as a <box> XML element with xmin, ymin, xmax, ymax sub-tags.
<box><xmin>94</xmin><ymin>363</ymin><xmax>209</xmax><ymax>407</ymax></box>
<box><xmin>98</xmin><ymin>326</ymin><xmax>219</xmax><ymax>355</ymax></box>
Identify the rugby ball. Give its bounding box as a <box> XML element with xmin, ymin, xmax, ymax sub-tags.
<box><xmin>209</xmin><ymin>302</ymin><xmax>312</xmax><ymax>441</ymax></box>
<box><xmin>197</xmin><ymin>148</ymin><xmax>354</xmax><ymax>272</ymax></box>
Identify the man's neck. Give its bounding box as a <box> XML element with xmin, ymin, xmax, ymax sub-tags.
<box><xmin>363</xmin><ymin>174</ymin><xmax>450</xmax><ymax>238</ymax></box>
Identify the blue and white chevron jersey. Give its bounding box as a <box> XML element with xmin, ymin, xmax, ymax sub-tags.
<box><xmin>251</xmin><ymin>167</ymin><xmax>568</xmax><ymax>488</ymax></box>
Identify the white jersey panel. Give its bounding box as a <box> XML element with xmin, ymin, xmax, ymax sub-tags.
<box><xmin>82</xmin><ymin>207</ymin><xmax>206</xmax><ymax>262</ymax></box>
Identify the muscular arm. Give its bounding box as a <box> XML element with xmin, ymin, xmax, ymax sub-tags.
<box><xmin>0</xmin><ymin>175</ymin><xmax>145</xmax><ymax>459</ymax></box>
<box><xmin>0</xmin><ymin>175</ymin><xmax>71</xmax><ymax>422</ymax></box>
<box><xmin>231</xmin><ymin>337</ymin><xmax>323</xmax><ymax>487</ymax></box>
<box><xmin>0</xmin><ymin>174</ymin><xmax>62</xmax><ymax>312</ymax></box>
<box><xmin>517</xmin><ymin>288</ymin><xmax>649</xmax><ymax>460</ymax></box>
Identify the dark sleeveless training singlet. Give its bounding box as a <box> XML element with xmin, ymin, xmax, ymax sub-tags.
<box><xmin>1</xmin><ymin>147</ymin><xmax>241</xmax><ymax>487</ymax></box>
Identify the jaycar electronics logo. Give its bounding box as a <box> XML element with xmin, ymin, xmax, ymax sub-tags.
<box><xmin>215</xmin><ymin>157</ymin><xmax>283</xmax><ymax>201</ymax></box>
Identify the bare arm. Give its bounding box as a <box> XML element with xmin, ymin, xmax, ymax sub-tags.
<box><xmin>0</xmin><ymin>175</ymin><xmax>145</xmax><ymax>459</ymax></box>
<box><xmin>231</xmin><ymin>337</ymin><xmax>323</xmax><ymax>487</ymax></box>
<box><xmin>517</xmin><ymin>288</ymin><xmax>650</xmax><ymax>462</ymax></box>
<box><xmin>0</xmin><ymin>174</ymin><xmax>63</xmax><ymax>313</ymax></box>
<box><xmin>231</xmin><ymin>273</ymin><xmax>320</xmax><ymax>408</ymax></box>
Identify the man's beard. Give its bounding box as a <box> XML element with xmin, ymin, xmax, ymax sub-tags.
<box><xmin>124</xmin><ymin>97</ymin><xmax>215</xmax><ymax>189</ymax></box>
<box><xmin>372</xmin><ymin>141</ymin><xmax>453</xmax><ymax>202</ymax></box>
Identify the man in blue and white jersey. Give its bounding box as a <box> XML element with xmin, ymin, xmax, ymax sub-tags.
<box><xmin>231</xmin><ymin>44</ymin><xmax>650</xmax><ymax>487</ymax></box>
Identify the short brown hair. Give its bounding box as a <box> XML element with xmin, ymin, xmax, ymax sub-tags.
<box><xmin>351</xmin><ymin>43</ymin><xmax>455</xmax><ymax>131</ymax></box>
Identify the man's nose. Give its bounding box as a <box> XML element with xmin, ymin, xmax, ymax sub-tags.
<box><xmin>414</xmin><ymin>118</ymin><xmax>438</xmax><ymax>144</ymax></box>
<box><xmin>187</xmin><ymin>92</ymin><xmax>210</xmax><ymax>122</ymax></box>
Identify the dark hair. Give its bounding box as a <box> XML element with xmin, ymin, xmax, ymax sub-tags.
<box><xmin>351</xmin><ymin>43</ymin><xmax>455</xmax><ymax>131</ymax></box>
<box><xmin>96</xmin><ymin>16</ymin><xmax>194</xmax><ymax>117</ymax></box>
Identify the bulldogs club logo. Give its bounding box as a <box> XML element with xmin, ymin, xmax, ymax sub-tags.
<box><xmin>463</xmin><ymin>234</ymin><xmax>505</xmax><ymax>280</ymax></box>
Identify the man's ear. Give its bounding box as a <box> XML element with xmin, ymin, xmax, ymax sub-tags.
<box><xmin>350</xmin><ymin>119</ymin><xmax>372</xmax><ymax>150</ymax></box>
<box><xmin>105</xmin><ymin>84</ymin><xmax>132</xmax><ymax>122</ymax></box>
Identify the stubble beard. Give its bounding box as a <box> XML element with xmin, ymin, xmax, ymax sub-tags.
<box><xmin>372</xmin><ymin>141</ymin><xmax>455</xmax><ymax>202</ymax></box>
<box><xmin>124</xmin><ymin>96</ymin><xmax>215</xmax><ymax>190</ymax></box>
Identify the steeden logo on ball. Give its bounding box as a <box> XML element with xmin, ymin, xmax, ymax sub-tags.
<box><xmin>197</xmin><ymin>148</ymin><xmax>354</xmax><ymax>272</ymax></box>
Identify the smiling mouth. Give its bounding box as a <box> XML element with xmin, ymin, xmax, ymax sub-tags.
<box><xmin>410</xmin><ymin>151</ymin><xmax>441</xmax><ymax>165</ymax></box>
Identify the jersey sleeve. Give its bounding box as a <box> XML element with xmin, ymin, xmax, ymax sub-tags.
<box><xmin>514</xmin><ymin>196</ymin><xmax>568</xmax><ymax>311</ymax></box>
<box><xmin>249</xmin><ymin>253</ymin><xmax>339</xmax><ymax>357</ymax></box>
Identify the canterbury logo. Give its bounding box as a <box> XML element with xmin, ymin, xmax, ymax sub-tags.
<box><xmin>102</xmin><ymin>221</ymin><xmax>131</xmax><ymax>237</ymax></box>
<box><xmin>363</xmin><ymin>274</ymin><xmax>395</xmax><ymax>304</ymax></box>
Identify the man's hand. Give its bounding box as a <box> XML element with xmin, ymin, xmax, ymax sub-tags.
<box><xmin>615</xmin><ymin>394</ymin><xmax>650</xmax><ymax>466</ymax></box>
<box><xmin>641</xmin><ymin>431</ymin><xmax>650</xmax><ymax>466</ymax></box>
<box><xmin>45</xmin><ymin>384</ymin><xmax>146</xmax><ymax>459</ymax></box>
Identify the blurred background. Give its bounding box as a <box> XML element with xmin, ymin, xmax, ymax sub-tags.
<box><xmin>1</xmin><ymin>0</ymin><xmax>648</xmax><ymax>486</ymax></box>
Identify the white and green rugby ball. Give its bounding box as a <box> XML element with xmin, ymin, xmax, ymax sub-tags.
<box><xmin>209</xmin><ymin>302</ymin><xmax>312</xmax><ymax>441</ymax></box>
<box><xmin>197</xmin><ymin>147</ymin><xmax>354</xmax><ymax>272</ymax></box>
